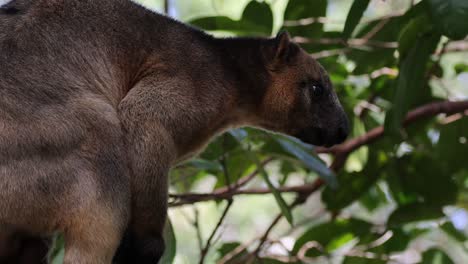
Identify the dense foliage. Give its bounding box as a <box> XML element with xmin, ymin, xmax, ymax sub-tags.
<box><xmin>50</xmin><ymin>0</ymin><xmax>468</xmax><ymax>263</ymax></box>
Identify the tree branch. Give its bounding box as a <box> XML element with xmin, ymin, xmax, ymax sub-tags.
<box><xmin>169</xmin><ymin>178</ymin><xmax>324</xmax><ymax>207</ymax></box>
<box><xmin>316</xmin><ymin>100</ymin><xmax>468</xmax><ymax>155</ymax></box>
<box><xmin>170</xmin><ymin>100</ymin><xmax>468</xmax><ymax>206</ymax></box>
<box><xmin>436</xmin><ymin>40</ymin><xmax>468</xmax><ymax>55</ymax></box>
<box><xmin>293</xmin><ymin>36</ymin><xmax>398</xmax><ymax>49</ymax></box>
<box><xmin>282</xmin><ymin>11</ymin><xmax>406</xmax><ymax>27</ymax></box>
<box><xmin>283</xmin><ymin>16</ymin><xmax>342</xmax><ymax>26</ymax></box>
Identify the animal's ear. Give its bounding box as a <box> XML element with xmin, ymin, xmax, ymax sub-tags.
<box><xmin>274</xmin><ymin>31</ymin><xmax>292</xmax><ymax>59</ymax></box>
<box><xmin>265</xmin><ymin>31</ymin><xmax>299</xmax><ymax>66</ymax></box>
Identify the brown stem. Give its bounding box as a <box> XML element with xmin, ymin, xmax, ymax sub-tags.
<box><xmin>170</xmin><ymin>178</ymin><xmax>324</xmax><ymax>207</ymax></box>
<box><xmin>170</xmin><ymin>100</ymin><xmax>468</xmax><ymax>206</ymax></box>
<box><xmin>294</xmin><ymin>36</ymin><xmax>398</xmax><ymax>49</ymax></box>
<box><xmin>317</xmin><ymin>100</ymin><xmax>468</xmax><ymax>155</ymax></box>
<box><xmin>199</xmin><ymin>200</ymin><xmax>233</xmax><ymax>264</ymax></box>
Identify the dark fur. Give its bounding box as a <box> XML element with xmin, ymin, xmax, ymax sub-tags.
<box><xmin>0</xmin><ymin>0</ymin><xmax>348</xmax><ymax>263</ymax></box>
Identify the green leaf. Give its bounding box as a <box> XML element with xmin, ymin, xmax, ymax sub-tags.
<box><xmin>441</xmin><ymin>222</ymin><xmax>467</xmax><ymax>242</ymax></box>
<box><xmin>342</xmin><ymin>0</ymin><xmax>371</xmax><ymax>39</ymax></box>
<box><xmin>292</xmin><ymin>219</ymin><xmax>371</xmax><ymax>255</ymax></box>
<box><xmin>386</xmin><ymin>171</ymin><xmax>419</xmax><ymax>206</ymax></box>
<box><xmin>347</xmin><ymin>2</ymin><xmax>426</xmax><ymax>74</ymax></box>
<box><xmin>279</xmin><ymin>160</ymin><xmax>298</xmax><ymax>182</ymax></box>
<box><xmin>327</xmin><ymin>233</ymin><xmax>356</xmax><ymax>251</ymax></box>
<box><xmin>322</xmin><ymin>149</ymin><xmax>385</xmax><ymax>211</ymax></box>
<box><xmin>387</xmin><ymin>202</ymin><xmax>444</xmax><ymax>227</ymax></box>
<box><xmin>343</xmin><ymin>256</ymin><xmax>386</xmax><ymax>264</ymax></box>
<box><xmin>421</xmin><ymin>248</ymin><xmax>455</xmax><ymax>264</ymax></box>
<box><xmin>427</xmin><ymin>0</ymin><xmax>468</xmax><ymax>40</ymax></box>
<box><xmin>387</xmin><ymin>155</ymin><xmax>458</xmax><ymax>207</ymax></box>
<box><xmin>201</xmin><ymin>133</ymin><xmax>241</xmax><ymax>160</ymax></box>
<box><xmin>283</xmin><ymin>0</ymin><xmax>327</xmax><ymax>51</ymax></box>
<box><xmin>255</xmin><ymin>258</ymin><xmax>294</xmax><ymax>264</ymax></box>
<box><xmin>248</xmin><ymin>151</ymin><xmax>293</xmax><ymax>225</ymax></box>
<box><xmin>322</xmin><ymin>171</ymin><xmax>377</xmax><ymax>211</ymax></box>
<box><xmin>160</xmin><ymin>218</ymin><xmax>176</xmax><ymax>264</ymax></box>
<box><xmin>376</xmin><ymin>228</ymin><xmax>411</xmax><ymax>253</ymax></box>
<box><xmin>216</xmin><ymin>152</ymin><xmax>255</xmax><ymax>188</ymax></box>
<box><xmin>397</xmin><ymin>13</ymin><xmax>433</xmax><ymax>58</ymax></box>
<box><xmin>190</xmin><ymin>16</ymin><xmax>238</xmax><ymax>31</ymax></box>
<box><xmin>229</xmin><ymin>128</ymin><xmax>249</xmax><ymax>141</ymax></box>
<box><xmin>345</xmin><ymin>117</ymin><xmax>368</xmax><ymax>172</ymax></box>
<box><xmin>454</xmin><ymin>63</ymin><xmax>468</xmax><ymax>74</ymax></box>
<box><xmin>436</xmin><ymin>117</ymin><xmax>468</xmax><ymax>173</ymax></box>
<box><xmin>359</xmin><ymin>184</ymin><xmax>388</xmax><ymax>212</ymax></box>
<box><xmin>346</xmin><ymin>18</ymin><xmax>400</xmax><ymax>74</ymax></box>
<box><xmin>275</xmin><ymin>137</ymin><xmax>337</xmax><ymax>188</ymax></box>
<box><xmin>189</xmin><ymin>1</ymin><xmax>273</xmax><ymax>36</ymax></box>
<box><xmin>368</xmin><ymin>227</ymin><xmax>426</xmax><ymax>255</ymax></box>
<box><xmin>49</xmin><ymin>233</ymin><xmax>65</xmax><ymax>264</ymax></box>
<box><xmin>384</xmin><ymin>31</ymin><xmax>440</xmax><ymax>135</ymax></box>
<box><xmin>217</xmin><ymin>242</ymin><xmax>249</xmax><ymax>264</ymax></box>
<box><xmin>188</xmin><ymin>159</ymin><xmax>223</xmax><ymax>172</ymax></box>
<box><xmin>241</xmin><ymin>1</ymin><xmax>274</xmax><ymax>35</ymax></box>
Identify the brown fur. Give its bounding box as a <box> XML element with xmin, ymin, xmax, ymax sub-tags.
<box><xmin>0</xmin><ymin>0</ymin><xmax>348</xmax><ymax>263</ymax></box>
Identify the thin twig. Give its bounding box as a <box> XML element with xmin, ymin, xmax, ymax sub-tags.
<box><xmin>199</xmin><ymin>200</ymin><xmax>234</xmax><ymax>264</ymax></box>
<box><xmin>362</xmin><ymin>18</ymin><xmax>390</xmax><ymax>41</ymax></box>
<box><xmin>217</xmin><ymin>236</ymin><xmax>260</xmax><ymax>264</ymax></box>
<box><xmin>248</xmin><ymin>198</ymin><xmax>306</xmax><ymax>263</ymax></box>
<box><xmin>282</xmin><ymin>11</ymin><xmax>405</xmax><ymax>27</ymax></box>
<box><xmin>248</xmin><ymin>213</ymin><xmax>283</xmax><ymax>263</ymax></box>
<box><xmin>283</xmin><ymin>17</ymin><xmax>342</xmax><ymax>26</ymax></box>
<box><xmin>294</xmin><ymin>36</ymin><xmax>398</xmax><ymax>49</ymax></box>
<box><xmin>440</xmin><ymin>40</ymin><xmax>468</xmax><ymax>54</ymax></box>
<box><xmin>170</xmin><ymin>158</ymin><xmax>274</xmax><ymax>206</ymax></box>
<box><xmin>311</xmin><ymin>48</ymin><xmax>352</xmax><ymax>59</ymax></box>
<box><xmin>194</xmin><ymin>207</ymin><xmax>204</xmax><ymax>252</ymax></box>
<box><xmin>308</xmin><ymin>40</ymin><xmax>468</xmax><ymax>59</ymax></box>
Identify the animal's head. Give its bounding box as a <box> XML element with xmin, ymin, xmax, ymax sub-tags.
<box><xmin>257</xmin><ymin>32</ymin><xmax>349</xmax><ymax>147</ymax></box>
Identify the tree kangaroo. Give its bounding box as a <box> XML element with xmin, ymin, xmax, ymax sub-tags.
<box><xmin>0</xmin><ymin>0</ymin><xmax>349</xmax><ymax>263</ymax></box>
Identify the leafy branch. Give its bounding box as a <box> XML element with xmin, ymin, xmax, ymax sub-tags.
<box><xmin>170</xmin><ymin>100</ymin><xmax>468</xmax><ymax>205</ymax></box>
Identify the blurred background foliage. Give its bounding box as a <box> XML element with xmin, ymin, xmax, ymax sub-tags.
<box><xmin>50</xmin><ymin>0</ymin><xmax>468</xmax><ymax>263</ymax></box>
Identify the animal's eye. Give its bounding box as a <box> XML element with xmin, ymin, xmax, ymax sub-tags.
<box><xmin>311</xmin><ymin>84</ymin><xmax>325</xmax><ymax>97</ymax></box>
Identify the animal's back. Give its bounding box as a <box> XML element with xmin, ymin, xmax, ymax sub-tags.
<box><xmin>0</xmin><ymin>0</ymin><xmax>108</xmax><ymax>156</ymax></box>
<box><xmin>0</xmin><ymin>0</ymin><xmax>143</xmax><ymax>231</ymax></box>
<box><xmin>0</xmin><ymin>0</ymin><xmax>216</xmax><ymax>229</ymax></box>
<box><xmin>0</xmin><ymin>0</ymin><xmax>200</xmax><ymax>108</ymax></box>
<box><xmin>0</xmin><ymin>0</ymin><xmax>166</xmax><ymax>146</ymax></box>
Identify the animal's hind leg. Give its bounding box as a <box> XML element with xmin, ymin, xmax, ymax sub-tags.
<box><xmin>63</xmin><ymin>205</ymin><xmax>127</xmax><ymax>264</ymax></box>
